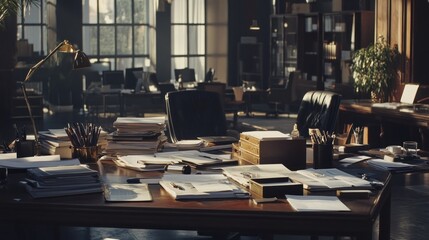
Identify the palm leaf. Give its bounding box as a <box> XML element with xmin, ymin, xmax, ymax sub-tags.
<box><xmin>0</xmin><ymin>0</ymin><xmax>39</xmax><ymax>24</ymax></box>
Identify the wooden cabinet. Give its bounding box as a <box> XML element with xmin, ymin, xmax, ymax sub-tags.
<box><xmin>269</xmin><ymin>14</ymin><xmax>299</xmax><ymax>88</ymax></box>
<box><xmin>269</xmin><ymin>14</ymin><xmax>322</xmax><ymax>91</ymax></box>
<box><xmin>322</xmin><ymin>11</ymin><xmax>374</xmax><ymax>90</ymax></box>
<box><xmin>238</xmin><ymin>42</ymin><xmax>263</xmax><ymax>89</ymax></box>
<box><xmin>269</xmin><ymin>11</ymin><xmax>374</xmax><ymax>95</ymax></box>
<box><xmin>300</xmin><ymin>13</ymin><xmax>323</xmax><ymax>89</ymax></box>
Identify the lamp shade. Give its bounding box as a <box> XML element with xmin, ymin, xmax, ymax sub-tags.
<box><xmin>73</xmin><ymin>50</ymin><xmax>91</xmax><ymax>69</ymax></box>
<box><xmin>58</xmin><ymin>41</ymin><xmax>76</xmax><ymax>53</ymax></box>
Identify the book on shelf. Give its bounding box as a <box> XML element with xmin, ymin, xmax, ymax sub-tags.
<box><xmin>24</xmin><ymin>165</ymin><xmax>103</xmax><ymax>198</ymax></box>
<box><xmin>159</xmin><ymin>174</ymin><xmax>249</xmax><ymax>200</ymax></box>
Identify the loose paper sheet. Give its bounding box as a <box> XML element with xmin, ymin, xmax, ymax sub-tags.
<box><xmin>286</xmin><ymin>195</ymin><xmax>350</xmax><ymax>212</ymax></box>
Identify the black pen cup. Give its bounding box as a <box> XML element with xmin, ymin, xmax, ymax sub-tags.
<box><xmin>312</xmin><ymin>143</ymin><xmax>333</xmax><ymax>169</ymax></box>
<box><xmin>16</xmin><ymin>140</ymin><xmax>35</xmax><ymax>158</ymax></box>
<box><xmin>72</xmin><ymin>145</ymin><xmax>99</xmax><ymax>164</ymax></box>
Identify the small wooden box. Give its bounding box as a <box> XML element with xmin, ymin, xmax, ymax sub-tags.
<box><xmin>239</xmin><ymin>133</ymin><xmax>306</xmax><ymax>170</ymax></box>
<box><xmin>249</xmin><ymin>177</ymin><xmax>303</xmax><ymax>199</ymax></box>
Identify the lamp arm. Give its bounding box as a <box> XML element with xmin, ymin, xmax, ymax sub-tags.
<box><xmin>20</xmin><ymin>82</ymin><xmax>40</xmax><ymax>154</ymax></box>
<box><xmin>24</xmin><ymin>40</ymin><xmax>69</xmax><ymax>82</ymax></box>
<box><xmin>21</xmin><ymin>40</ymin><xmax>70</xmax><ymax>155</ymax></box>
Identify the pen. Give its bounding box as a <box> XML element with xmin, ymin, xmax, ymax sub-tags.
<box><xmin>170</xmin><ymin>182</ymin><xmax>185</xmax><ymax>190</ymax></box>
<box><xmin>198</xmin><ymin>155</ymin><xmax>223</xmax><ymax>161</ymax></box>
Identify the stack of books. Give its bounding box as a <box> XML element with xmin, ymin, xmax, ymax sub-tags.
<box><xmin>105</xmin><ymin>117</ymin><xmax>167</xmax><ymax>156</ymax></box>
<box><xmin>24</xmin><ymin>165</ymin><xmax>103</xmax><ymax>198</ymax></box>
<box><xmin>39</xmin><ymin>129</ymin><xmax>73</xmax><ymax>159</ymax></box>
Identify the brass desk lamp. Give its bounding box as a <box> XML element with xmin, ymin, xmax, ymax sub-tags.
<box><xmin>21</xmin><ymin>40</ymin><xmax>91</xmax><ymax>155</ymax></box>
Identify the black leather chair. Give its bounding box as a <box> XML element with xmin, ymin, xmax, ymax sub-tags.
<box><xmin>165</xmin><ymin>90</ymin><xmax>228</xmax><ymax>143</ymax></box>
<box><xmin>296</xmin><ymin>90</ymin><xmax>342</xmax><ymax>137</ymax></box>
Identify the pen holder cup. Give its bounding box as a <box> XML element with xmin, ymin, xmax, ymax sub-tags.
<box><xmin>72</xmin><ymin>145</ymin><xmax>99</xmax><ymax>164</ymax></box>
<box><xmin>313</xmin><ymin>143</ymin><xmax>333</xmax><ymax>169</ymax></box>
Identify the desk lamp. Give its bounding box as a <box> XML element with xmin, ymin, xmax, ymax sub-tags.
<box><xmin>21</xmin><ymin>40</ymin><xmax>91</xmax><ymax>155</ymax></box>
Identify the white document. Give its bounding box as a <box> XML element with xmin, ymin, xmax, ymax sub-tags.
<box><xmin>293</xmin><ymin>168</ymin><xmax>372</xmax><ymax>190</ymax></box>
<box><xmin>339</xmin><ymin>155</ymin><xmax>371</xmax><ymax>167</ymax></box>
<box><xmin>222</xmin><ymin>164</ymin><xmax>292</xmax><ymax>187</ymax></box>
<box><xmin>367</xmin><ymin>159</ymin><xmax>415</xmax><ymax>171</ymax></box>
<box><xmin>118</xmin><ymin>155</ymin><xmax>178</xmax><ymax>165</ymax></box>
<box><xmin>0</xmin><ymin>152</ymin><xmax>17</xmax><ymax>160</ymax></box>
<box><xmin>241</xmin><ymin>131</ymin><xmax>290</xmax><ymax>140</ymax></box>
<box><xmin>0</xmin><ymin>155</ymin><xmax>81</xmax><ymax>169</ymax></box>
<box><xmin>159</xmin><ymin>174</ymin><xmax>249</xmax><ymax>200</ymax></box>
<box><xmin>104</xmin><ymin>183</ymin><xmax>152</xmax><ymax>202</ymax></box>
<box><xmin>286</xmin><ymin>195</ymin><xmax>351</xmax><ymax>212</ymax></box>
<box><xmin>400</xmin><ymin>84</ymin><xmax>419</xmax><ymax>104</ymax></box>
<box><xmin>155</xmin><ymin>150</ymin><xmax>234</xmax><ymax>167</ymax></box>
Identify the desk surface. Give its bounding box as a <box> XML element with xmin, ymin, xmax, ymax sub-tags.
<box><xmin>1</xmin><ymin>161</ymin><xmax>391</xmax><ymax>239</ymax></box>
<box><xmin>340</xmin><ymin>99</ymin><xmax>429</xmax><ymax>127</ymax></box>
<box><xmin>340</xmin><ymin>99</ymin><xmax>429</xmax><ymax>149</ymax></box>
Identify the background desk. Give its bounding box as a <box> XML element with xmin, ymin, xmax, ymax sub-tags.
<box><xmin>120</xmin><ymin>91</ymin><xmax>163</xmax><ymax>117</ymax></box>
<box><xmin>339</xmin><ymin>100</ymin><xmax>429</xmax><ymax>150</ymax></box>
<box><xmin>1</xmin><ymin>161</ymin><xmax>391</xmax><ymax>240</ymax></box>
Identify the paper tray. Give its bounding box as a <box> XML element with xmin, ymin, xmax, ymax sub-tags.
<box><xmin>249</xmin><ymin>177</ymin><xmax>303</xmax><ymax>199</ymax></box>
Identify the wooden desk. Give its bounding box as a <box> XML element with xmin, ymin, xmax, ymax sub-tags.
<box><xmin>1</xmin><ymin>161</ymin><xmax>391</xmax><ymax>240</ymax></box>
<box><xmin>339</xmin><ymin>100</ymin><xmax>429</xmax><ymax>150</ymax></box>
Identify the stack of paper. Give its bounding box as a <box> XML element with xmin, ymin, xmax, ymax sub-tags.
<box><xmin>39</xmin><ymin>129</ymin><xmax>73</xmax><ymax>159</ymax></box>
<box><xmin>104</xmin><ymin>183</ymin><xmax>152</xmax><ymax>202</ymax></box>
<box><xmin>288</xmin><ymin>168</ymin><xmax>373</xmax><ymax>191</ymax></box>
<box><xmin>222</xmin><ymin>164</ymin><xmax>292</xmax><ymax>188</ymax></box>
<box><xmin>113</xmin><ymin>154</ymin><xmax>178</xmax><ymax>171</ymax></box>
<box><xmin>286</xmin><ymin>195</ymin><xmax>351</xmax><ymax>212</ymax></box>
<box><xmin>159</xmin><ymin>174</ymin><xmax>249</xmax><ymax>200</ymax></box>
<box><xmin>105</xmin><ymin>117</ymin><xmax>167</xmax><ymax>155</ymax></box>
<box><xmin>366</xmin><ymin>158</ymin><xmax>416</xmax><ymax>172</ymax></box>
<box><xmin>0</xmin><ymin>155</ymin><xmax>80</xmax><ymax>169</ymax></box>
<box><xmin>39</xmin><ymin>129</ymin><xmax>108</xmax><ymax>159</ymax></box>
<box><xmin>24</xmin><ymin>165</ymin><xmax>103</xmax><ymax>198</ymax></box>
<box><xmin>155</xmin><ymin>150</ymin><xmax>238</xmax><ymax>169</ymax></box>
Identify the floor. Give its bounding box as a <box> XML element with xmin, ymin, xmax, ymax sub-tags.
<box><xmin>2</xmin><ymin>108</ymin><xmax>428</xmax><ymax>240</ymax></box>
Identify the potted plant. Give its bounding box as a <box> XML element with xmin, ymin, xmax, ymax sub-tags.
<box><xmin>350</xmin><ymin>35</ymin><xmax>399</xmax><ymax>102</ymax></box>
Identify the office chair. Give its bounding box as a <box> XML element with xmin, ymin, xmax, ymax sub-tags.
<box><xmin>124</xmin><ymin>67</ymin><xmax>143</xmax><ymax>90</ymax></box>
<box><xmin>165</xmin><ymin>90</ymin><xmax>228</xmax><ymax>143</ymax></box>
<box><xmin>197</xmin><ymin>82</ymin><xmax>244</xmax><ymax>129</ymax></box>
<box><xmin>296</xmin><ymin>90</ymin><xmax>342</xmax><ymax>137</ymax></box>
<box><xmin>101</xmin><ymin>70</ymin><xmax>125</xmax><ymax>116</ymax></box>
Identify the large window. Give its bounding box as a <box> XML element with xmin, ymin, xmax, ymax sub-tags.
<box><xmin>17</xmin><ymin>0</ymin><xmax>48</xmax><ymax>57</ymax></box>
<box><xmin>82</xmin><ymin>0</ymin><xmax>156</xmax><ymax>70</ymax></box>
<box><xmin>171</xmin><ymin>0</ymin><xmax>206</xmax><ymax>82</ymax></box>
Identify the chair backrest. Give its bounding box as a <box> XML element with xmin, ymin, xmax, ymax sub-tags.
<box><xmin>296</xmin><ymin>90</ymin><xmax>342</xmax><ymax>137</ymax></box>
<box><xmin>175</xmin><ymin>68</ymin><xmax>196</xmax><ymax>83</ymax></box>
<box><xmin>197</xmin><ymin>82</ymin><xmax>226</xmax><ymax>104</ymax></box>
<box><xmin>165</xmin><ymin>90</ymin><xmax>228</xmax><ymax>143</ymax></box>
<box><xmin>124</xmin><ymin>67</ymin><xmax>143</xmax><ymax>89</ymax></box>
